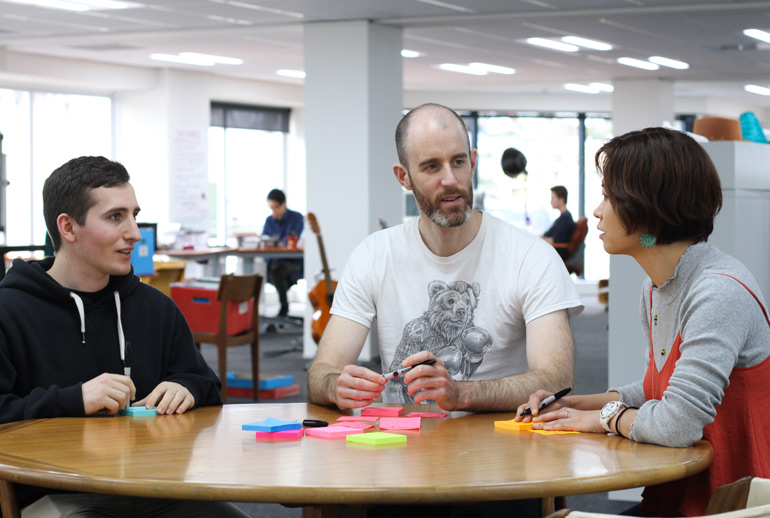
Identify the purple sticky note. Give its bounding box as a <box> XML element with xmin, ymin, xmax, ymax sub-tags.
<box><xmin>305</xmin><ymin>426</ymin><xmax>364</xmax><ymax>439</ymax></box>
<box><xmin>361</xmin><ymin>406</ymin><xmax>404</xmax><ymax>417</ymax></box>
<box><xmin>379</xmin><ymin>417</ymin><xmax>421</xmax><ymax>430</ymax></box>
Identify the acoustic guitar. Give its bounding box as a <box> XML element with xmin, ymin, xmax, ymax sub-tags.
<box><xmin>306</xmin><ymin>213</ymin><xmax>338</xmax><ymax>344</ymax></box>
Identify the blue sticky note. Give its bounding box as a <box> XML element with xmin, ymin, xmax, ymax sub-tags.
<box><xmin>242</xmin><ymin>417</ymin><xmax>301</xmax><ymax>432</ymax></box>
<box><xmin>118</xmin><ymin>406</ymin><xmax>158</xmax><ymax>417</ymax></box>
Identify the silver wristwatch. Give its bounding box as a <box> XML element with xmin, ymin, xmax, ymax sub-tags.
<box><xmin>599</xmin><ymin>401</ymin><xmax>627</xmax><ymax>433</ymax></box>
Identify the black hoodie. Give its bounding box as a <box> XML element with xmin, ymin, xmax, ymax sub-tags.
<box><xmin>0</xmin><ymin>256</ymin><xmax>222</xmax><ymax>423</ymax></box>
<box><xmin>0</xmin><ymin>257</ymin><xmax>223</xmax><ymax>508</ymax></box>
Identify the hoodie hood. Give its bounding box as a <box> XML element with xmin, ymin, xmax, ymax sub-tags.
<box><xmin>2</xmin><ymin>257</ymin><xmax>141</xmax><ymax>347</ymax></box>
<box><xmin>2</xmin><ymin>256</ymin><xmax>141</xmax><ymax>303</ymax></box>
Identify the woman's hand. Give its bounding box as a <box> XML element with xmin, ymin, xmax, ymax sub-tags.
<box><xmin>516</xmin><ymin>389</ymin><xmax>573</xmax><ymax>421</ymax></box>
<box><xmin>532</xmin><ymin>408</ymin><xmax>605</xmax><ymax>434</ymax></box>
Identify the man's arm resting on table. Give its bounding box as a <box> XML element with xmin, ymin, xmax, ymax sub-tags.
<box><xmin>307</xmin><ymin>315</ymin><xmax>384</xmax><ymax>410</ymax></box>
<box><xmin>415</xmin><ymin>309</ymin><xmax>574</xmax><ymax>412</ymax></box>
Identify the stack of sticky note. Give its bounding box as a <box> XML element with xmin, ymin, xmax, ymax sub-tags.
<box><xmin>347</xmin><ymin>432</ymin><xmax>407</xmax><ymax>446</ymax></box>
<box><xmin>494</xmin><ymin>419</ymin><xmax>533</xmax><ymax>431</ymax></box>
<box><xmin>361</xmin><ymin>406</ymin><xmax>404</xmax><ymax>417</ymax></box>
<box><xmin>118</xmin><ymin>406</ymin><xmax>158</xmax><ymax>417</ymax></box>
<box><xmin>305</xmin><ymin>425</ymin><xmax>363</xmax><ymax>439</ymax></box>
<box><xmin>243</xmin><ymin>417</ymin><xmax>304</xmax><ymax>439</ymax></box>
<box><xmin>226</xmin><ymin>372</ymin><xmax>300</xmax><ymax>399</ymax></box>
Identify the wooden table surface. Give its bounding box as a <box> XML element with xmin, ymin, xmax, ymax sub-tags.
<box><xmin>0</xmin><ymin>403</ymin><xmax>712</xmax><ymax>516</ymax></box>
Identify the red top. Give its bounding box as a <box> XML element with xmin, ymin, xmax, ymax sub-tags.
<box><xmin>640</xmin><ymin>275</ymin><xmax>770</xmax><ymax>516</ymax></box>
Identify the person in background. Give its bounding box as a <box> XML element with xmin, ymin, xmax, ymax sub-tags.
<box><xmin>263</xmin><ymin>188</ymin><xmax>304</xmax><ymax>317</ymax></box>
<box><xmin>518</xmin><ymin>127</ymin><xmax>770</xmax><ymax>517</ymax></box>
<box><xmin>0</xmin><ymin>156</ymin><xmax>247</xmax><ymax>517</ymax></box>
<box><xmin>541</xmin><ymin>185</ymin><xmax>575</xmax><ymax>257</ymax></box>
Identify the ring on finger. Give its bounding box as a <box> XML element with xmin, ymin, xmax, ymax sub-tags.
<box><xmin>565</xmin><ymin>410</ymin><xmax>570</xmax><ymax>418</ymax></box>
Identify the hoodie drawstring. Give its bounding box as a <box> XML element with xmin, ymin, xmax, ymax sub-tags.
<box><xmin>68</xmin><ymin>291</ymin><xmax>127</xmax><ymax>354</ymax></box>
<box><xmin>114</xmin><ymin>291</ymin><xmax>126</xmax><ymax>362</ymax></box>
<box><xmin>69</xmin><ymin>292</ymin><xmax>86</xmax><ymax>344</ymax></box>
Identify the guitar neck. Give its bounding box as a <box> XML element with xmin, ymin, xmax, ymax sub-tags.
<box><xmin>316</xmin><ymin>235</ymin><xmax>334</xmax><ymax>295</ymax></box>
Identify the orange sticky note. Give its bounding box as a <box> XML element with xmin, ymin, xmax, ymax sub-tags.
<box><xmin>494</xmin><ymin>419</ymin><xmax>533</xmax><ymax>431</ymax></box>
<box><xmin>532</xmin><ymin>429</ymin><xmax>581</xmax><ymax>435</ymax></box>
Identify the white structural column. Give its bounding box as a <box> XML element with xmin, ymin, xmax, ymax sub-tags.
<box><xmin>608</xmin><ymin>79</ymin><xmax>675</xmax><ymax>388</ymax></box>
<box><xmin>303</xmin><ymin>21</ymin><xmax>404</xmax><ymax>359</ymax></box>
<box><xmin>608</xmin><ymin>79</ymin><xmax>674</xmax><ymax>503</ymax></box>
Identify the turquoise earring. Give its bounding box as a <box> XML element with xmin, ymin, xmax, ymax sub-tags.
<box><xmin>640</xmin><ymin>233</ymin><xmax>657</xmax><ymax>248</ymax></box>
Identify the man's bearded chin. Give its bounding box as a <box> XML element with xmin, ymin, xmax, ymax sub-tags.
<box><xmin>414</xmin><ymin>186</ymin><xmax>474</xmax><ymax>228</ymax></box>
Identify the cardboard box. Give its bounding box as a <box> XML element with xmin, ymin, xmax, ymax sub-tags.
<box><xmin>170</xmin><ymin>281</ymin><xmax>252</xmax><ymax>334</ymax></box>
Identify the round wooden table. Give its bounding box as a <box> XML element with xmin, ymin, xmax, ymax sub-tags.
<box><xmin>0</xmin><ymin>403</ymin><xmax>712</xmax><ymax>518</ymax></box>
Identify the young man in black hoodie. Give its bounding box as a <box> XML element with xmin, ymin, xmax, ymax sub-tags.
<box><xmin>0</xmin><ymin>156</ymin><xmax>248</xmax><ymax>516</ymax></box>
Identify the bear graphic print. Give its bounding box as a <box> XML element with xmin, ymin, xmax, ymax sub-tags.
<box><xmin>383</xmin><ymin>280</ymin><xmax>493</xmax><ymax>404</ymax></box>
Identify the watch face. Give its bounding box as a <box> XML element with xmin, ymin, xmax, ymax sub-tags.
<box><xmin>601</xmin><ymin>401</ymin><xmax>621</xmax><ymax>418</ymax></box>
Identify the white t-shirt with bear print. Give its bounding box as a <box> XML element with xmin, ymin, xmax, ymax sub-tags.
<box><xmin>330</xmin><ymin>212</ymin><xmax>584</xmax><ymax>404</ymax></box>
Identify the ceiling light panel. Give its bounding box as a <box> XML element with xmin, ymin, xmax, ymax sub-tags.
<box><xmin>564</xmin><ymin>83</ymin><xmax>599</xmax><ymax>94</ymax></box>
<box><xmin>437</xmin><ymin>63</ymin><xmax>488</xmax><ymax>75</ymax></box>
<box><xmin>526</xmin><ymin>37</ymin><xmax>578</xmax><ymax>52</ymax></box>
<box><xmin>648</xmin><ymin>56</ymin><xmax>689</xmax><ymax>69</ymax></box>
<box><xmin>469</xmin><ymin>62</ymin><xmax>515</xmax><ymax>74</ymax></box>
<box><xmin>561</xmin><ymin>36</ymin><xmax>612</xmax><ymax>51</ymax></box>
<box><xmin>743</xmin><ymin>28</ymin><xmax>770</xmax><ymax>44</ymax></box>
<box><xmin>745</xmin><ymin>84</ymin><xmax>770</xmax><ymax>96</ymax></box>
<box><xmin>617</xmin><ymin>57</ymin><xmax>659</xmax><ymax>70</ymax></box>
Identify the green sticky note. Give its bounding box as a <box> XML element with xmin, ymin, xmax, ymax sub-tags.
<box><xmin>346</xmin><ymin>431</ymin><xmax>406</xmax><ymax>446</ymax></box>
<box><xmin>118</xmin><ymin>406</ymin><xmax>158</xmax><ymax>417</ymax></box>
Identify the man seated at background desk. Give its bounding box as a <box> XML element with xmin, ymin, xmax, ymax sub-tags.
<box><xmin>541</xmin><ymin>185</ymin><xmax>576</xmax><ymax>258</ymax></box>
<box><xmin>263</xmin><ymin>188</ymin><xmax>304</xmax><ymax>317</ymax></box>
<box><xmin>308</xmin><ymin>103</ymin><xmax>583</xmax><ymax>413</ymax></box>
<box><xmin>0</xmin><ymin>156</ymin><xmax>246</xmax><ymax>517</ymax></box>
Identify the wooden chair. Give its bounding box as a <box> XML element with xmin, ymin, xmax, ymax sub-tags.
<box><xmin>546</xmin><ymin>477</ymin><xmax>770</xmax><ymax>518</ymax></box>
<box><xmin>552</xmin><ymin>217</ymin><xmax>588</xmax><ymax>277</ymax></box>
<box><xmin>707</xmin><ymin>477</ymin><xmax>770</xmax><ymax>514</ymax></box>
<box><xmin>546</xmin><ymin>504</ymin><xmax>770</xmax><ymax>518</ymax></box>
<box><xmin>192</xmin><ymin>273</ymin><xmax>263</xmax><ymax>404</ymax></box>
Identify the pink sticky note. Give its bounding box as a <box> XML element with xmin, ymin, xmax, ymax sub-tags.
<box><xmin>337</xmin><ymin>416</ymin><xmax>379</xmax><ymax>422</ymax></box>
<box><xmin>379</xmin><ymin>417</ymin><xmax>421</xmax><ymax>430</ymax></box>
<box><xmin>305</xmin><ymin>426</ymin><xmax>364</xmax><ymax>438</ymax></box>
<box><xmin>407</xmin><ymin>412</ymin><xmax>447</xmax><ymax>418</ymax></box>
<box><xmin>361</xmin><ymin>406</ymin><xmax>404</xmax><ymax>417</ymax></box>
<box><xmin>255</xmin><ymin>428</ymin><xmax>304</xmax><ymax>439</ymax></box>
<box><xmin>330</xmin><ymin>421</ymin><xmax>375</xmax><ymax>430</ymax></box>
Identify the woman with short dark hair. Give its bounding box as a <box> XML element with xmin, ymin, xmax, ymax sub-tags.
<box><xmin>518</xmin><ymin>127</ymin><xmax>770</xmax><ymax>517</ymax></box>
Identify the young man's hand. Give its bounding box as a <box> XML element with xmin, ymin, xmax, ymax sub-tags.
<box><xmin>81</xmin><ymin>373</ymin><xmax>136</xmax><ymax>415</ymax></box>
<box><xmin>134</xmin><ymin>381</ymin><xmax>195</xmax><ymax>415</ymax></box>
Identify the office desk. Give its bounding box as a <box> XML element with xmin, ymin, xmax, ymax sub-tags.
<box><xmin>161</xmin><ymin>247</ymin><xmax>235</xmax><ymax>278</ymax></box>
<box><xmin>0</xmin><ymin>404</ymin><xmax>712</xmax><ymax>518</ymax></box>
<box><xmin>236</xmin><ymin>247</ymin><xmax>303</xmax><ymax>275</ymax></box>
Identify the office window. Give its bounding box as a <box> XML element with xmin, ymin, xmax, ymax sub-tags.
<box><xmin>208</xmin><ymin>103</ymin><xmax>290</xmax><ymax>245</ymax></box>
<box><xmin>473</xmin><ymin>113</ymin><xmax>612</xmax><ymax>281</ymax></box>
<box><xmin>0</xmin><ymin>89</ymin><xmax>111</xmax><ymax>247</ymax></box>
